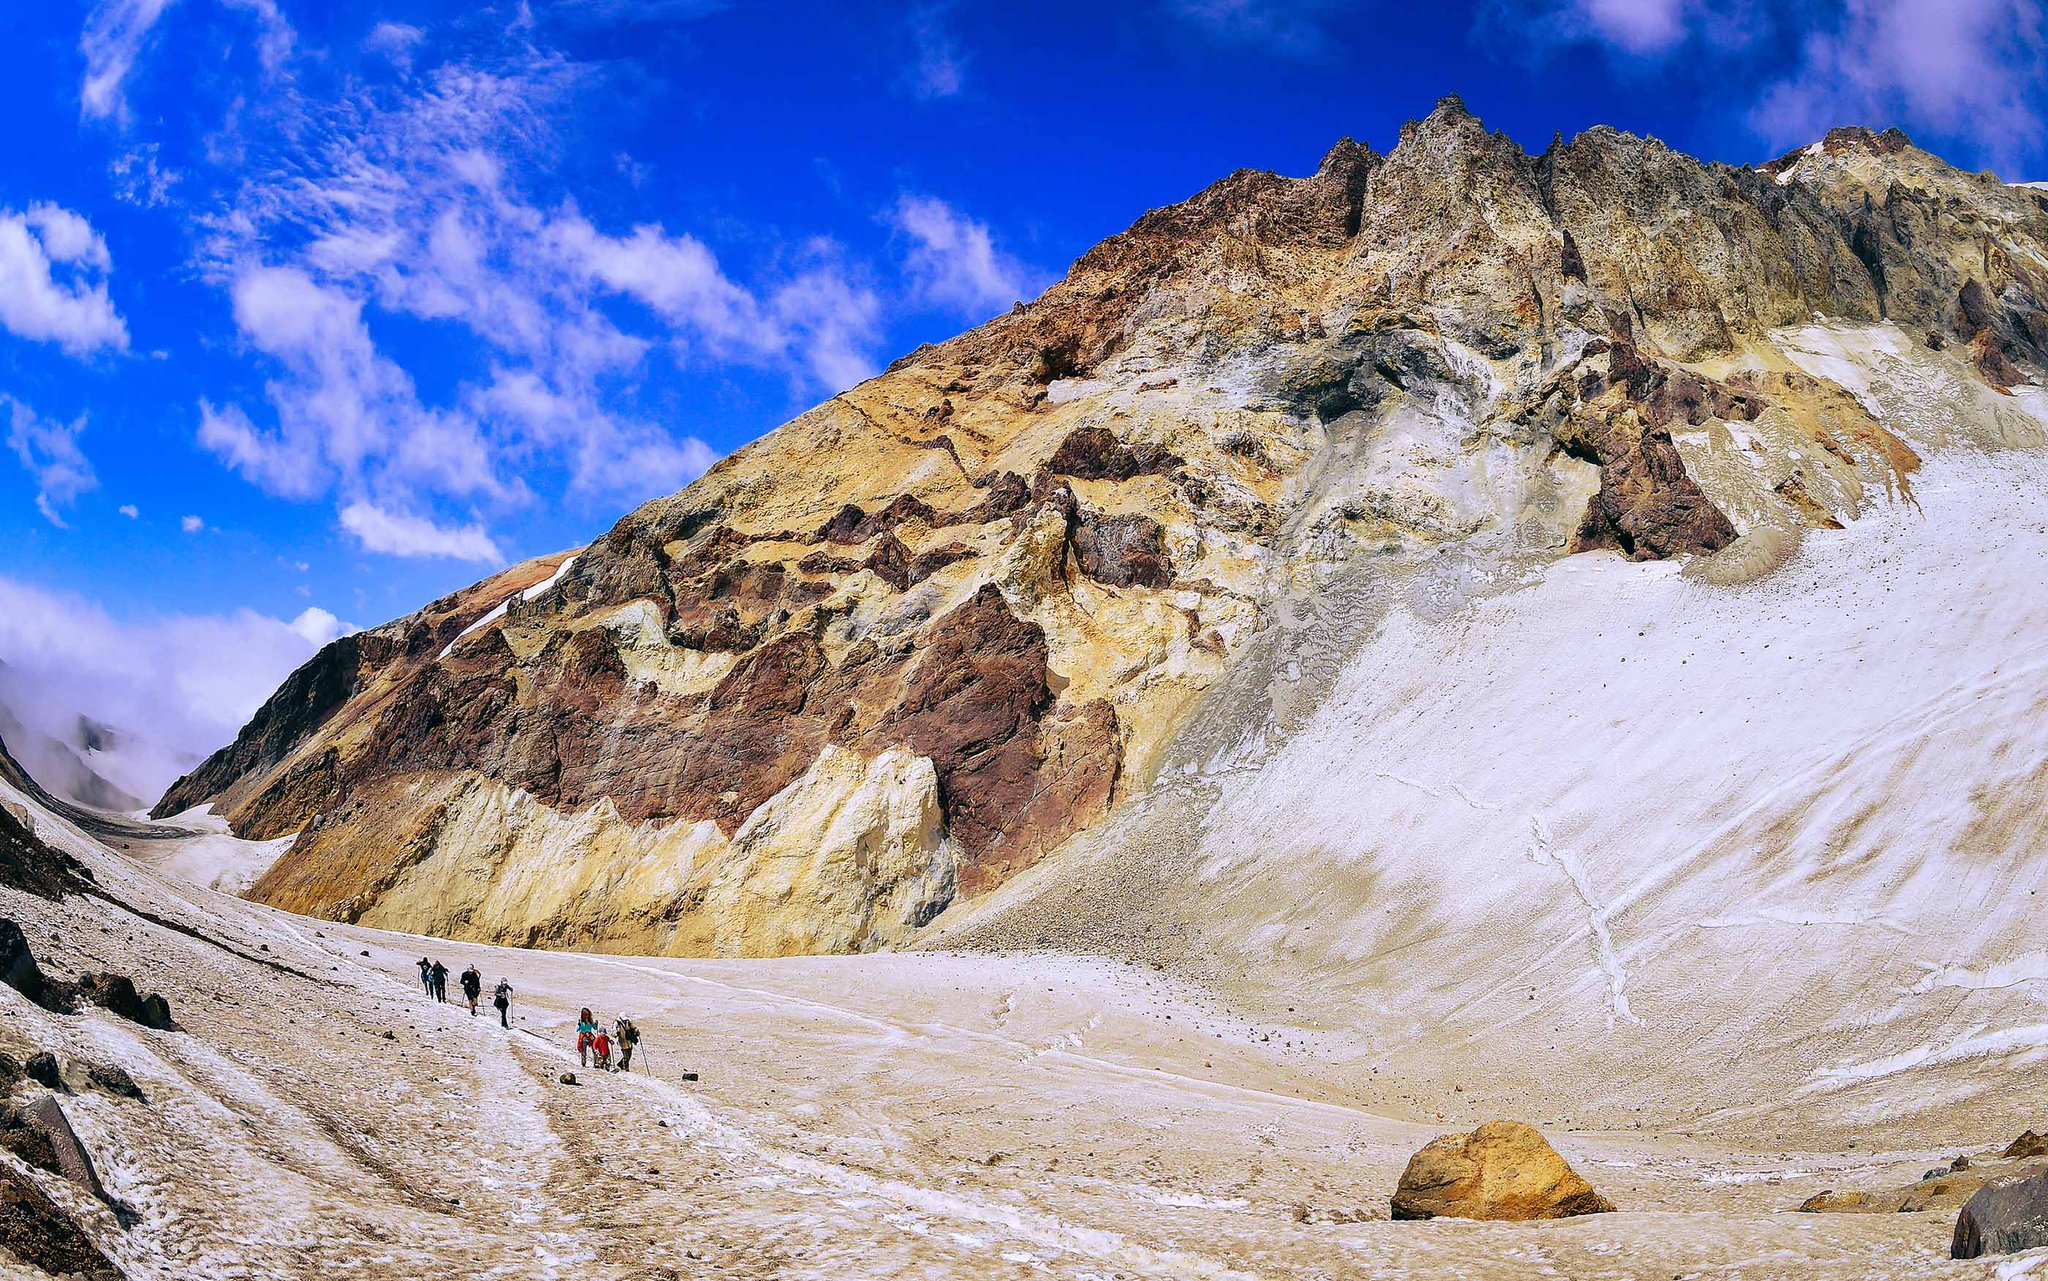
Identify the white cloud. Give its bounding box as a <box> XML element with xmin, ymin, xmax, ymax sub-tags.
<box><xmin>568</xmin><ymin>220</ymin><xmax>764</xmax><ymax>346</ymax></box>
<box><xmin>1509</xmin><ymin>0</ymin><xmax>1703</xmax><ymax>53</ymax></box>
<box><xmin>109</xmin><ymin>144</ymin><xmax>178</xmax><ymax>207</ymax></box>
<box><xmin>221</xmin><ymin>0</ymin><xmax>295</xmax><ymax>71</ymax></box>
<box><xmin>181</xmin><ymin>514</ymin><xmax>203</xmax><ymax>533</ymax></box>
<box><xmin>0</xmin><ymin>575</ymin><xmax>352</xmax><ymax>804</ymax></box>
<box><xmin>364</xmin><ymin>21</ymin><xmax>426</xmax><ymax>70</ymax></box>
<box><xmin>338</xmin><ymin>501</ymin><xmax>503</xmax><ymax>563</ymax></box>
<box><xmin>194</xmin><ymin>60</ymin><xmax>775</xmax><ymax>533</ymax></box>
<box><xmin>1170</xmin><ymin>0</ymin><xmax>1344</xmax><ymax>57</ymax></box>
<box><xmin>119</xmin><ymin>504</ymin><xmax>139</xmax><ymax>519</ymax></box>
<box><xmin>81</xmin><ymin>0</ymin><xmax>292</xmax><ymax>124</ymax></box>
<box><xmin>892</xmin><ymin>195</ymin><xmax>1043</xmax><ymax>319</ymax></box>
<box><xmin>79</xmin><ymin>0</ymin><xmax>178</xmax><ymax>122</ymax></box>
<box><xmin>286</xmin><ymin>605</ymin><xmax>348</xmax><ymax>647</ymax></box>
<box><xmin>769</xmin><ymin>259</ymin><xmax>884</xmax><ymax>390</ymax></box>
<box><xmin>6</xmin><ymin>397</ymin><xmax>98</xmax><ymax>528</ymax></box>
<box><xmin>198</xmin><ymin>398</ymin><xmax>321</xmax><ymax>499</ymax></box>
<box><xmin>0</xmin><ymin>204</ymin><xmax>129</xmax><ymax>356</ymax></box>
<box><xmin>907</xmin><ymin>5</ymin><xmax>967</xmax><ymax>99</ymax></box>
<box><xmin>1752</xmin><ymin>0</ymin><xmax>2046</xmax><ymax>169</ymax></box>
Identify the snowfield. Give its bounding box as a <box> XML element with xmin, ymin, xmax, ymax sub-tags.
<box><xmin>0</xmin><ymin>814</ymin><xmax>2033</xmax><ymax>1280</ymax></box>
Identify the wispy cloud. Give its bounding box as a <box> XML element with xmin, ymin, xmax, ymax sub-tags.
<box><xmin>363</xmin><ymin>21</ymin><xmax>426</xmax><ymax>72</ymax></box>
<box><xmin>202</xmin><ymin>263</ymin><xmax>502</xmax><ymax>507</ymax></box>
<box><xmin>79</xmin><ymin>0</ymin><xmax>178</xmax><ymax>122</ymax></box>
<box><xmin>892</xmin><ymin>194</ymin><xmax>1044</xmax><ymax>319</ymax></box>
<box><xmin>108</xmin><ymin>143</ymin><xmax>178</xmax><ymax>207</ymax></box>
<box><xmin>0</xmin><ymin>204</ymin><xmax>129</xmax><ymax>356</ymax></box>
<box><xmin>1499</xmin><ymin>0</ymin><xmax>2047</xmax><ymax>170</ymax></box>
<box><xmin>1169</xmin><ymin>0</ymin><xmax>1345</xmax><ymax>58</ymax></box>
<box><xmin>1752</xmin><ymin>0</ymin><xmax>2046</xmax><ymax>172</ymax></box>
<box><xmin>906</xmin><ymin>5</ymin><xmax>968</xmax><ymax>99</ymax></box>
<box><xmin>7</xmin><ymin>397</ymin><xmax>99</xmax><ymax>528</ymax></box>
<box><xmin>338</xmin><ymin>501</ymin><xmax>503</xmax><ymax>563</ymax></box>
<box><xmin>1521</xmin><ymin>0</ymin><xmax>1707</xmax><ymax>53</ymax></box>
<box><xmin>81</xmin><ymin>0</ymin><xmax>293</xmax><ymax>124</ymax></box>
<box><xmin>194</xmin><ymin>52</ymin><xmax>889</xmax><ymax>559</ymax></box>
<box><xmin>221</xmin><ymin>0</ymin><xmax>295</xmax><ymax>72</ymax></box>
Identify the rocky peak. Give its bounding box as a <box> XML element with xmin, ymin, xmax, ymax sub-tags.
<box><xmin>162</xmin><ymin>105</ymin><xmax>2048</xmax><ymax>959</ymax></box>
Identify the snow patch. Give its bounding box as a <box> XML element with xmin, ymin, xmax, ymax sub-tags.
<box><xmin>439</xmin><ymin>556</ymin><xmax>575</xmax><ymax>659</ymax></box>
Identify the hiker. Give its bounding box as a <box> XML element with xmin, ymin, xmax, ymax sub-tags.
<box><xmin>492</xmin><ymin>978</ymin><xmax>513</xmax><ymax>1028</ymax></box>
<box><xmin>576</xmin><ymin>1008</ymin><xmax>598</xmax><ymax>1066</ymax></box>
<box><xmin>460</xmin><ymin>965</ymin><xmax>482</xmax><ymax>1016</ymax></box>
<box><xmin>417</xmin><ymin>958</ymin><xmax>432</xmax><ymax>996</ymax></box>
<box><xmin>429</xmin><ymin>959</ymin><xmax>449</xmax><ymax>1003</ymax></box>
<box><xmin>592</xmin><ymin>1026</ymin><xmax>613</xmax><ymax>1072</ymax></box>
<box><xmin>614</xmin><ymin>1016</ymin><xmax>640</xmax><ymax>1072</ymax></box>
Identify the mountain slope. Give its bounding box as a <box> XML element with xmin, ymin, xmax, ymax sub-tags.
<box><xmin>160</xmin><ymin>100</ymin><xmax>2048</xmax><ymax>964</ymax></box>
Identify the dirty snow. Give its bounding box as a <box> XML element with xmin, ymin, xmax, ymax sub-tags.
<box><xmin>439</xmin><ymin>556</ymin><xmax>576</xmax><ymax>660</ymax></box>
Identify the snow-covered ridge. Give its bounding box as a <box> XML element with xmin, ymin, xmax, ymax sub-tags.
<box><xmin>438</xmin><ymin>555</ymin><xmax>576</xmax><ymax>660</ymax></box>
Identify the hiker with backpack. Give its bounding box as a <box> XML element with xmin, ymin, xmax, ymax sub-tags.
<box><xmin>614</xmin><ymin>1016</ymin><xmax>640</xmax><ymax>1072</ymax></box>
<box><xmin>417</xmin><ymin>958</ymin><xmax>433</xmax><ymax>996</ymax></box>
<box><xmin>493</xmin><ymin>978</ymin><xmax>513</xmax><ymax>1028</ymax></box>
<box><xmin>460</xmin><ymin>965</ymin><xmax>482</xmax><ymax>1015</ymax></box>
<box><xmin>429</xmin><ymin>959</ymin><xmax>449</xmax><ymax>1003</ymax></box>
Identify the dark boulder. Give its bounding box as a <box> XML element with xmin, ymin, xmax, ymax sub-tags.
<box><xmin>1954</xmin><ymin>1168</ymin><xmax>2048</xmax><ymax>1259</ymax></box>
<box><xmin>1073</xmin><ymin>511</ymin><xmax>1174</xmax><ymax>588</ymax></box>
<box><xmin>86</xmin><ymin>1063</ymin><xmax>144</xmax><ymax>1102</ymax></box>
<box><xmin>0</xmin><ymin>1163</ymin><xmax>121</xmax><ymax>1279</ymax></box>
<box><xmin>22</xmin><ymin>1054</ymin><xmax>60</xmax><ymax>1091</ymax></box>
<box><xmin>0</xmin><ymin>919</ymin><xmax>64</xmax><ymax>1012</ymax></box>
<box><xmin>76</xmin><ymin>972</ymin><xmax>177</xmax><ymax>1031</ymax></box>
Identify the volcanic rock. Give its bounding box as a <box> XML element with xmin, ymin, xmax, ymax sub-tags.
<box><xmin>1390</xmin><ymin>1120</ymin><xmax>1615</xmax><ymax>1221</ymax></box>
<box><xmin>76</xmin><ymin>972</ymin><xmax>177</xmax><ymax>1031</ymax></box>
<box><xmin>1955</xmin><ymin>1168</ymin><xmax>2048</xmax><ymax>1259</ymax></box>
<box><xmin>0</xmin><ymin>1163</ymin><xmax>121</xmax><ymax>1280</ymax></box>
<box><xmin>0</xmin><ymin>919</ymin><xmax>64</xmax><ymax>1013</ymax></box>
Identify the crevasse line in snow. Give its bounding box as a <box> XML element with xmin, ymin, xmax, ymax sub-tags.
<box><xmin>1526</xmin><ymin>814</ymin><xmax>1642</xmax><ymax>1029</ymax></box>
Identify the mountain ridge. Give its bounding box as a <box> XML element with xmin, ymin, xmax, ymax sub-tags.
<box><xmin>156</xmin><ymin>97</ymin><xmax>2048</xmax><ymax>960</ymax></box>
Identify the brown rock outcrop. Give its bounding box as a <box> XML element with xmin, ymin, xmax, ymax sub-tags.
<box><xmin>1391</xmin><ymin>1121</ymin><xmax>1615</xmax><ymax>1221</ymax></box>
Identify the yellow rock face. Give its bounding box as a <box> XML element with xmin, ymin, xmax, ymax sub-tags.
<box><xmin>252</xmin><ymin>746</ymin><xmax>953</xmax><ymax>958</ymax></box>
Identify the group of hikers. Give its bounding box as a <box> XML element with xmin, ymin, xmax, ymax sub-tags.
<box><xmin>576</xmin><ymin>1008</ymin><xmax>642</xmax><ymax>1073</ymax></box>
<box><xmin>412</xmin><ymin>958</ymin><xmax>643</xmax><ymax>1074</ymax></box>
<box><xmin>416</xmin><ymin>957</ymin><xmax>514</xmax><ymax>1027</ymax></box>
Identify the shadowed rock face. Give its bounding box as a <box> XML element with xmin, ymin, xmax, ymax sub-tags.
<box><xmin>1954</xmin><ymin>1169</ymin><xmax>2048</xmax><ymax>1259</ymax></box>
<box><xmin>162</xmin><ymin>98</ymin><xmax>2048</xmax><ymax>956</ymax></box>
<box><xmin>0</xmin><ymin>744</ymin><xmax>95</xmax><ymax>903</ymax></box>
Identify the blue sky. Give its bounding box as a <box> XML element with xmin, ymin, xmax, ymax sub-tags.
<box><xmin>2</xmin><ymin>0</ymin><xmax>2045</xmax><ymax>792</ymax></box>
